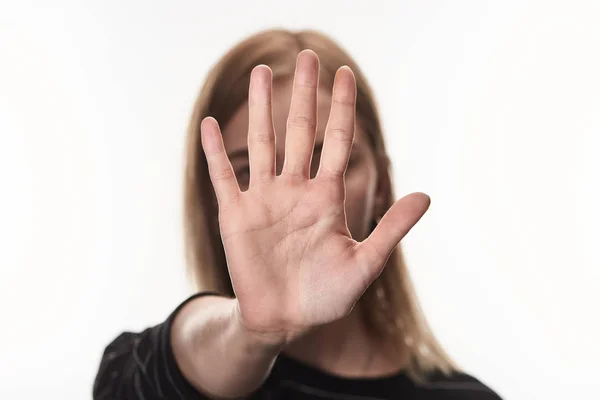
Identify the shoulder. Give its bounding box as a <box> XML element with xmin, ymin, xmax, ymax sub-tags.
<box><xmin>413</xmin><ymin>370</ymin><xmax>503</xmax><ymax>400</ymax></box>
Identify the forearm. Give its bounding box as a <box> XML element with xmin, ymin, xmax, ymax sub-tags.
<box><xmin>170</xmin><ymin>295</ymin><xmax>282</xmax><ymax>399</ymax></box>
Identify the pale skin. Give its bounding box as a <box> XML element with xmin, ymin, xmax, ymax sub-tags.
<box><xmin>171</xmin><ymin>50</ymin><xmax>431</xmax><ymax>399</ymax></box>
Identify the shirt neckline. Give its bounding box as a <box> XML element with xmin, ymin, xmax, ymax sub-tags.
<box><xmin>271</xmin><ymin>352</ymin><xmax>414</xmax><ymax>398</ymax></box>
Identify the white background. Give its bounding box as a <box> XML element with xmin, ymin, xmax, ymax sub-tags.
<box><xmin>1</xmin><ymin>1</ymin><xmax>599</xmax><ymax>399</ymax></box>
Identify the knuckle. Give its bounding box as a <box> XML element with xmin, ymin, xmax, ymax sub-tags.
<box><xmin>212</xmin><ymin>166</ymin><xmax>235</xmax><ymax>181</ymax></box>
<box><xmin>287</xmin><ymin>115</ymin><xmax>317</xmax><ymax>131</ymax></box>
<box><xmin>326</xmin><ymin>127</ymin><xmax>354</xmax><ymax>141</ymax></box>
<box><xmin>251</xmin><ymin>170</ymin><xmax>273</xmax><ymax>184</ymax></box>
<box><xmin>319</xmin><ymin>167</ymin><xmax>345</xmax><ymax>179</ymax></box>
<box><xmin>286</xmin><ymin>165</ymin><xmax>306</xmax><ymax>178</ymax></box>
<box><xmin>248</xmin><ymin>97</ymin><xmax>272</xmax><ymax>108</ymax></box>
<box><xmin>364</xmin><ymin>239</ymin><xmax>385</xmax><ymax>267</ymax></box>
<box><xmin>295</xmin><ymin>81</ymin><xmax>318</xmax><ymax>91</ymax></box>
<box><xmin>249</xmin><ymin>130</ymin><xmax>275</xmax><ymax>144</ymax></box>
<box><xmin>332</xmin><ymin>96</ymin><xmax>355</xmax><ymax>107</ymax></box>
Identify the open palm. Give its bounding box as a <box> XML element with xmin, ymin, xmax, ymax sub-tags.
<box><xmin>200</xmin><ymin>50</ymin><xmax>430</xmax><ymax>343</ymax></box>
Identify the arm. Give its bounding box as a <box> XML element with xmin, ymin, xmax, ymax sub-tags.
<box><xmin>93</xmin><ymin>292</ymin><xmax>281</xmax><ymax>400</ymax></box>
<box><xmin>170</xmin><ymin>295</ymin><xmax>284</xmax><ymax>399</ymax></box>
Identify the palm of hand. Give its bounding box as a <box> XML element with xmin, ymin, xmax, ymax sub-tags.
<box><xmin>200</xmin><ymin>50</ymin><xmax>430</xmax><ymax>341</ymax></box>
<box><xmin>220</xmin><ymin>172</ymin><xmax>361</xmax><ymax>336</ymax></box>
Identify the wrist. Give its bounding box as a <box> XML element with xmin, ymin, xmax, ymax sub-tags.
<box><xmin>230</xmin><ymin>299</ymin><xmax>290</xmax><ymax>352</ymax></box>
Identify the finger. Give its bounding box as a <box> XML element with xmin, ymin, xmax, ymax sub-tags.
<box><xmin>248</xmin><ymin>65</ymin><xmax>276</xmax><ymax>185</ymax></box>
<box><xmin>355</xmin><ymin>193</ymin><xmax>431</xmax><ymax>282</ymax></box>
<box><xmin>282</xmin><ymin>49</ymin><xmax>319</xmax><ymax>179</ymax></box>
<box><xmin>200</xmin><ymin>117</ymin><xmax>241</xmax><ymax>207</ymax></box>
<box><xmin>317</xmin><ymin>66</ymin><xmax>356</xmax><ymax>179</ymax></box>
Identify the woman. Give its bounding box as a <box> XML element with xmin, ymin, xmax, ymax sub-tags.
<box><xmin>94</xmin><ymin>29</ymin><xmax>502</xmax><ymax>399</ymax></box>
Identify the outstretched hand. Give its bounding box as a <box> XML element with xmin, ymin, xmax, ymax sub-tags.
<box><xmin>200</xmin><ymin>50</ymin><xmax>430</xmax><ymax>344</ymax></box>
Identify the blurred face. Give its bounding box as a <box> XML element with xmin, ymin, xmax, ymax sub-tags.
<box><xmin>221</xmin><ymin>78</ymin><xmax>382</xmax><ymax>242</ymax></box>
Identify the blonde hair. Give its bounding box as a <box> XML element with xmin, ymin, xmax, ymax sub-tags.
<box><xmin>183</xmin><ymin>28</ymin><xmax>457</xmax><ymax>381</ymax></box>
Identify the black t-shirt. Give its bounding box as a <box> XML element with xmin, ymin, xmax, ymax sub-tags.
<box><xmin>93</xmin><ymin>293</ymin><xmax>503</xmax><ymax>399</ymax></box>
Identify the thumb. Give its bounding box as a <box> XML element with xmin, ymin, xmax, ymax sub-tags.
<box><xmin>356</xmin><ymin>192</ymin><xmax>431</xmax><ymax>282</ymax></box>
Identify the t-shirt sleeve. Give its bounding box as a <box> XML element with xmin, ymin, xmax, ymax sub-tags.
<box><xmin>93</xmin><ymin>292</ymin><xmax>220</xmax><ymax>400</ymax></box>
